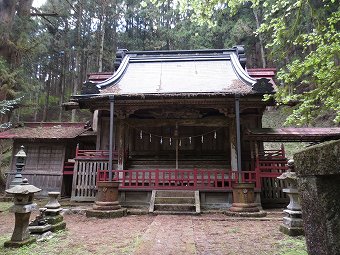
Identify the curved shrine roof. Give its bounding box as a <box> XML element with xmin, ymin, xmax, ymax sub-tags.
<box><xmin>78</xmin><ymin>47</ymin><xmax>275</xmax><ymax>99</ymax></box>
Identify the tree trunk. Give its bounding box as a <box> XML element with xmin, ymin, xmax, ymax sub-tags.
<box><xmin>71</xmin><ymin>0</ymin><xmax>83</xmax><ymax>122</ymax></box>
<box><xmin>0</xmin><ymin>0</ymin><xmax>18</xmax><ymax>63</ymax></box>
<box><xmin>98</xmin><ymin>10</ymin><xmax>106</xmax><ymax>72</ymax></box>
<box><xmin>253</xmin><ymin>7</ymin><xmax>267</xmax><ymax>68</ymax></box>
<box><xmin>42</xmin><ymin>76</ymin><xmax>51</xmax><ymax>122</ymax></box>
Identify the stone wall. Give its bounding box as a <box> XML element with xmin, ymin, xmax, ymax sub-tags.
<box><xmin>294</xmin><ymin>139</ymin><xmax>340</xmax><ymax>255</ymax></box>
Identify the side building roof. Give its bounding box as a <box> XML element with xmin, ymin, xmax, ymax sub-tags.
<box><xmin>0</xmin><ymin>122</ymin><xmax>90</xmax><ymax>140</ymax></box>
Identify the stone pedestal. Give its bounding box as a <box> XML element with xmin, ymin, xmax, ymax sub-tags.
<box><xmin>294</xmin><ymin>140</ymin><xmax>340</xmax><ymax>255</ymax></box>
<box><xmin>86</xmin><ymin>181</ymin><xmax>127</xmax><ymax>218</ymax></box>
<box><xmin>226</xmin><ymin>182</ymin><xmax>266</xmax><ymax>217</ymax></box>
<box><xmin>44</xmin><ymin>192</ymin><xmax>66</xmax><ymax>232</ymax></box>
<box><xmin>4</xmin><ymin>179</ymin><xmax>41</xmax><ymax>248</ymax></box>
<box><xmin>279</xmin><ymin>209</ymin><xmax>304</xmax><ymax>236</ymax></box>
<box><xmin>277</xmin><ymin>160</ymin><xmax>304</xmax><ymax>236</ymax></box>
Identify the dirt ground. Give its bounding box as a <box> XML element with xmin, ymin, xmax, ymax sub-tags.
<box><xmin>0</xmin><ymin>207</ymin><xmax>307</xmax><ymax>255</ymax></box>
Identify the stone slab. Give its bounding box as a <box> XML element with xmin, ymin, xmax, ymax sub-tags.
<box><xmin>4</xmin><ymin>236</ymin><xmax>36</xmax><ymax>248</ymax></box>
<box><xmin>29</xmin><ymin>224</ymin><xmax>52</xmax><ymax>234</ymax></box>
<box><xmin>294</xmin><ymin>139</ymin><xmax>340</xmax><ymax>177</ymax></box>
<box><xmin>279</xmin><ymin>225</ymin><xmax>304</xmax><ymax>236</ymax></box>
<box><xmin>283</xmin><ymin>217</ymin><xmax>303</xmax><ymax>228</ymax></box>
<box><xmin>294</xmin><ymin>140</ymin><xmax>340</xmax><ymax>255</ymax></box>
<box><xmin>86</xmin><ymin>208</ymin><xmax>127</xmax><ymax>219</ymax></box>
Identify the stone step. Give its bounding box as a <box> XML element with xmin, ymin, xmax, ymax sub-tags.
<box><xmin>156</xmin><ymin>190</ymin><xmax>195</xmax><ymax>198</ymax></box>
<box><xmin>152</xmin><ymin>210</ymin><xmax>199</xmax><ymax>215</ymax></box>
<box><xmin>155</xmin><ymin>197</ymin><xmax>195</xmax><ymax>204</ymax></box>
<box><xmin>154</xmin><ymin>203</ymin><xmax>196</xmax><ymax>211</ymax></box>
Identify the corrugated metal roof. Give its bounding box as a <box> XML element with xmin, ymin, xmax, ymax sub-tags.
<box><xmin>245</xmin><ymin>128</ymin><xmax>340</xmax><ymax>142</ymax></box>
<box><xmin>0</xmin><ymin>122</ymin><xmax>89</xmax><ymax>139</ymax></box>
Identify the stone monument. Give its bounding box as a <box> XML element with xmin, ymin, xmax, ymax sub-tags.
<box><xmin>294</xmin><ymin>139</ymin><xmax>340</xmax><ymax>255</ymax></box>
<box><xmin>4</xmin><ymin>179</ymin><xmax>41</xmax><ymax>248</ymax></box>
<box><xmin>43</xmin><ymin>192</ymin><xmax>66</xmax><ymax>232</ymax></box>
<box><xmin>277</xmin><ymin>159</ymin><xmax>304</xmax><ymax>236</ymax></box>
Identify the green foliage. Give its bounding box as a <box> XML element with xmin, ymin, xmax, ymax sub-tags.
<box><xmin>180</xmin><ymin>0</ymin><xmax>340</xmax><ymax>125</ymax></box>
<box><xmin>259</xmin><ymin>1</ymin><xmax>340</xmax><ymax>125</ymax></box>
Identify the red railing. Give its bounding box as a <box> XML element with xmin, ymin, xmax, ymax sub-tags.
<box><xmin>97</xmin><ymin>169</ymin><xmax>259</xmax><ymax>191</ymax></box>
<box><xmin>63</xmin><ymin>162</ymin><xmax>75</xmax><ymax>175</ymax></box>
<box><xmin>255</xmin><ymin>145</ymin><xmax>288</xmax><ymax>187</ymax></box>
<box><xmin>258</xmin><ymin>144</ymin><xmax>286</xmax><ymax>160</ymax></box>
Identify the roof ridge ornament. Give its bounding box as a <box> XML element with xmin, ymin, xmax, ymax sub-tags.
<box><xmin>114</xmin><ymin>49</ymin><xmax>128</xmax><ymax>71</ymax></box>
<box><xmin>233</xmin><ymin>45</ymin><xmax>246</xmax><ymax>69</ymax></box>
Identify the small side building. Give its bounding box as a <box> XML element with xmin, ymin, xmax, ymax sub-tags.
<box><xmin>0</xmin><ymin>122</ymin><xmax>95</xmax><ymax>196</ymax></box>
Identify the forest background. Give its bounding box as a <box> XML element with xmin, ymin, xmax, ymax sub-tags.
<box><xmin>0</xmin><ymin>0</ymin><xmax>339</xmax><ymax>127</ymax></box>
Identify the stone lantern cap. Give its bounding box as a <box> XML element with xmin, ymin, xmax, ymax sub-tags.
<box><xmin>278</xmin><ymin>159</ymin><xmax>297</xmax><ymax>180</ymax></box>
<box><xmin>5</xmin><ymin>179</ymin><xmax>41</xmax><ymax>195</ymax></box>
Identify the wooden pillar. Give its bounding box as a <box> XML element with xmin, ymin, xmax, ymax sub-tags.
<box><xmin>229</xmin><ymin>115</ymin><xmax>237</xmax><ymax>171</ymax></box>
<box><xmin>235</xmin><ymin>96</ymin><xmax>242</xmax><ymax>173</ymax></box>
<box><xmin>95</xmin><ymin>110</ymin><xmax>101</xmax><ymax>150</ymax></box>
<box><xmin>109</xmin><ymin>96</ymin><xmax>115</xmax><ymax>181</ymax></box>
<box><xmin>117</xmin><ymin>119</ymin><xmax>125</xmax><ymax>171</ymax></box>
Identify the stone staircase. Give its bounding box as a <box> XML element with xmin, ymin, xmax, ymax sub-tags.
<box><xmin>149</xmin><ymin>190</ymin><xmax>200</xmax><ymax>215</ymax></box>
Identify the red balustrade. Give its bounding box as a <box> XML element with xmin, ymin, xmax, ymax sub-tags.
<box><xmin>255</xmin><ymin>145</ymin><xmax>288</xmax><ymax>188</ymax></box>
<box><xmin>97</xmin><ymin>169</ymin><xmax>260</xmax><ymax>191</ymax></box>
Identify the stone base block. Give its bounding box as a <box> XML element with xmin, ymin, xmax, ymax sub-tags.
<box><xmin>279</xmin><ymin>224</ymin><xmax>304</xmax><ymax>236</ymax></box>
<box><xmin>225</xmin><ymin>210</ymin><xmax>267</xmax><ymax>218</ymax></box>
<box><xmin>86</xmin><ymin>208</ymin><xmax>127</xmax><ymax>219</ymax></box>
<box><xmin>50</xmin><ymin>221</ymin><xmax>66</xmax><ymax>232</ymax></box>
<box><xmin>283</xmin><ymin>217</ymin><xmax>304</xmax><ymax>228</ymax></box>
<box><xmin>29</xmin><ymin>224</ymin><xmax>52</xmax><ymax>234</ymax></box>
<box><xmin>229</xmin><ymin>203</ymin><xmax>260</xmax><ymax>213</ymax></box>
<box><xmin>93</xmin><ymin>201</ymin><xmax>121</xmax><ymax>211</ymax></box>
<box><xmin>4</xmin><ymin>236</ymin><xmax>36</xmax><ymax>248</ymax></box>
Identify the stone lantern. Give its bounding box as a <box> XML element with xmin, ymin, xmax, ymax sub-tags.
<box><xmin>4</xmin><ymin>179</ymin><xmax>41</xmax><ymax>248</ymax></box>
<box><xmin>10</xmin><ymin>145</ymin><xmax>27</xmax><ymax>188</ymax></box>
<box><xmin>277</xmin><ymin>159</ymin><xmax>304</xmax><ymax>236</ymax></box>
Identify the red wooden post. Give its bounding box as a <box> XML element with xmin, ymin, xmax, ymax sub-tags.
<box><xmin>129</xmin><ymin>170</ymin><xmax>132</xmax><ymax>186</ymax></box>
<box><xmin>155</xmin><ymin>169</ymin><xmax>159</xmax><ymax>189</ymax></box>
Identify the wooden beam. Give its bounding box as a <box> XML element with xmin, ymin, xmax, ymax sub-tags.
<box><xmin>126</xmin><ymin>117</ymin><xmax>229</xmax><ymax>127</ymax></box>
